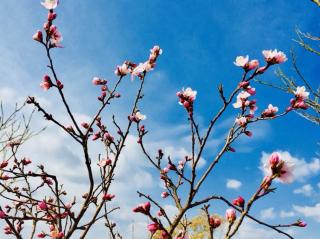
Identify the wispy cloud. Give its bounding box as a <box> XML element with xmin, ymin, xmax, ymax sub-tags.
<box><xmin>293</xmin><ymin>184</ymin><xmax>314</xmax><ymax>197</ymax></box>
<box><xmin>226</xmin><ymin>179</ymin><xmax>242</xmax><ymax>190</ymax></box>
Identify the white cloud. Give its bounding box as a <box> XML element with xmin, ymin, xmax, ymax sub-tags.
<box><xmin>226</xmin><ymin>179</ymin><xmax>242</xmax><ymax>189</ymax></box>
<box><xmin>279</xmin><ymin>210</ymin><xmax>295</xmax><ymax>218</ymax></box>
<box><xmin>317</xmin><ymin>182</ymin><xmax>320</xmax><ymax>189</ymax></box>
<box><xmin>293</xmin><ymin>203</ymin><xmax>320</xmax><ymax>222</ymax></box>
<box><xmin>260</xmin><ymin>151</ymin><xmax>320</xmax><ymax>182</ymax></box>
<box><xmin>236</xmin><ymin>220</ymin><xmax>290</xmax><ymax>239</ymax></box>
<box><xmin>293</xmin><ymin>184</ymin><xmax>314</xmax><ymax>197</ymax></box>
<box><xmin>260</xmin><ymin>207</ymin><xmax>276</xmax><ymax>220</ymax></box>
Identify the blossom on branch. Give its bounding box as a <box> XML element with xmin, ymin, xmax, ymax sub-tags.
<box><xmin>177</xmin><ymin>87</ymin><xmax>197</xmax><ymax>114</ymax></box>
<box><xmin>234</xmin><ymin>55</ymin><xmax>259</xmax><ymax>71</ymax></box>
<box><xmin>289</xmin><ymin>86</ymin><xmax>310</xmax><ymax>110</ymax></box>
<box><xmin>41</xmin><ymin>0</ymin><xmax>59</xmax><ymax>10</ymax></box>
<box><xmin>262</xmin><ymin>49</ymin><xmax>287</xmax><ymax>64</ymax></box>
<box><xmin>261</xmin><ymin>104</ymin><xmax>278</xmax><ymax>118</ymax></box>
<box><xmin>263</xmin><ymin>152</ymin><xmax>295</xmax><ymax>183</ymax></box>
<box><xmin>40</xmin><ymin>75</ymin><xmax>53</xmax><ymax>91</ymax></box>
<box><xmin>226</xmin><ymin>208</ymin><xmax>236</xmax><ymax>223</ymax></box>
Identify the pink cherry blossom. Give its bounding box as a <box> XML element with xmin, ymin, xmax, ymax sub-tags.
<box><xmin>131</xmin><ymin>61</ymin><xmax>155</xmax><ymax>80</ymax></box>
<box><xmin>295</xmin><ymin>220</ymin><xmax>307</xmax><ymax>227</ymax></box>
<box><xmin>261</xmin><ymin>104</ymin><xmax>279</xmax><ymax>118</ymax></box>
<box><xmin>209</xmin><ymin>216</ymin><xmax>221</xmax><ymax>228</ymax></box>
<box><xmin>102</xmin><ymin>194</ymin><xmax>115</xmax><ymax>201</ymax></box>
<box><xmin>4</xmin><ymin>225</ymin><xmax>12</xmax><ymax>235</ymax></box>
<box><xmin>262</xmin><ymin>49</ymin><xmax>287</xmax><ymax>64</ymax></box>
<box><xmin>294</xmin><ymin>86</ymin><xmax>309</xmax><ymax>100</ymax></box>
<box><xmin>98</xmin><ymin>158</ymin><xmax>112</xmax><ymax>167</ymax></box>
<box><xmin>37</xmin><ymin>232</ymin><xmax>46</xmax><ymax>238</ymax></box>
<box><xmin>232</xmin><ymin>196</ymin><xmax>245</xmax><ymax>208</ymax></box>
<box><xmin>132</xmin><ymin>202</ymin><xmax>151</xmax><ymax>215</ymax></box>
<box><xmin>245</xmin><ymin>86</ymin><xmax>256</xmax><ymax>95</ymax></box>
<box><xmin>50</xmin><ymin>230</ymin><xmax>64</xmax><ymax>239</ymax></box>
<box><xmin>92</xmin><ymin>77</ymin><xmax>107</xmax><ymax>85</ymax></box>
<box><xmin>247</xmin><ymin>59</ymin><xmax>259</xmax><ymax>70</ymax></box>
<box><xmin>225</xmin><ymin>208</ymin><xmax>236</xmax><ymax>222</ymax></box>
<box><xmin>48</xmin><ymin>25</ymin><xmax>63</xmax><ymax>47</ymax></box>
<box><xmin>41</xmin><ymin>0</ymin><xmax>59</xmax><ymax>10</ymax></box>
<box><xmin>48</xmin><ymin>12</ymin><xmax>57</xmax><ymax>21</ymax></box>
<box><xmin>0</xmin><ymin>210</ymin><xmax>7</xmax><ymax>219</ymax></box>
<box><xmin>268</xmin><ymin>152</ymin><xmax>280</xmax><ymax>168</ymax></box>
<box><xmin>177</xmin><ymin>87</ymin><xmax>197</xmax><ymax>113</ymax></box>
<box><xmin>134</xmin><ymin>111</ymin><xmax>147</xmax><ymax>121</ymax></box>
<box><xmin>264</xmin><ymin>152</ymin><xmax>295</xmax><ymax>183</ymax></box>
<box><xmin>232</xmin><ymin>91</ymin><xmax>251</xmax><ymax>109</ymax></box>
<box><xmin>114</xmin><ymin>62</ymin><xmax>131</xmax><ymax>76</ymax></box>
<box><xmin>147</xmin><ymin>223</ymin><xmax>160</xmax><ymax>234</ymax></box>
<box><xmin>235</xmin><ymin>116</ymin><xmax>247</xmax><ymax>127</ymax></box>
<box><xmin>174</xmin><ymin>230</ymin><xmax>188</xmax><ymax>239</ymax></box>
<box><xmin>38</xmin><ymin>201</ymin><xmax>48</xmax><ymax>211</ymax></box>
<box><xmin>161</xmin><ymin>191</ymin><xmax>169</xmax><ymax>198</ymax></box>
<box><xmin>40</xmin><ymin>75</ymin><xmax>53</xmax><ymax>91</ymax></box>
<box><xmin>234</xmin><ymin>55</ymin><xmax>249</xmax><ymax>68</ymax></box>
<box><xmin>33</xmin><ymin>30</ymin><xmax>43</xmax><ymax>42</ymax></box>
<box><xmin>0</xmin><ymin>161</ymin><xmax>8</xmax><ymax>169</ymax></box>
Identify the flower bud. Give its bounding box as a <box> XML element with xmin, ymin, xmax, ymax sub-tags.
<box><xmin>225</xmin><ymin>208</ymin><xmax>236</xmax><ymax>223</ymax></box>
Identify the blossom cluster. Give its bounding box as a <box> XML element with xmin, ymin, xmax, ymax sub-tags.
<box><xmin>114</xmin><ymin>45</ymin><xmax>162</xmax><ymax>79</ymax></box>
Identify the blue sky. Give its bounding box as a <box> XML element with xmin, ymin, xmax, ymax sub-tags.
<box><xmin>0</xmin><ymin>1</ymin><xmax>319</xmax><ymax>238</ymax></box>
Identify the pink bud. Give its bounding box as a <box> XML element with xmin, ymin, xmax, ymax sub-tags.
<box><xmin>295</xmin><ymin>220</ymin><xmax>307</xmax><ymax>227</ymax></box>
<box><xmin>33</xmin><ymin>31</ymin><xmax>43</xmax><ymax>42</ymax></box>
<box><xmin>102</xmin><ymin>194</ymin><xmax>115</xmax><ymax>201</ymax></box>
<box><xmin>147</xmin><ymin>223</ymin><xmax>159</xmax><ymax>234</ymax></box>
<box><xmin>37</xmin><ymin>232</ymin><xmax>46</xmax><ymax>238</ymax></box>
<box><xmin>0</xmin><ymin>161</ymin><xmax>8</xmax><ymax>169</ymax></box>
<box><xmin>161</xmin><ymin>191</ymin><xmax>169</xmax><ymax>199</ymax></box>
<box><xmin>48</xmin><ymin>12</ymin><xmax>57</xmax><ymax>21</ymax></box>
<box><xmin>162</xmin><ymin>167</ymin><xmax>169</xmax><ymax>174</ymax></box>
<box><xmin>232</xmin><ymin>196</ymin><xmax>245</xmax><ymax>208</ymax></box>
<box><xmin>38</xmin><ymin>201</ymin><xmax>48</xmax><ymax>211</ymax></box>
<box><xmin>225</xmin><ymin>208</ymin><xmax>236</xmax><ymax>222</ymax></box>
<box><xmin>56</xmin><ymin>80</ymin><xmax>64</xmax><ymax>90</ymax></box>
<box><xmin>209</xmin><ymin>216</ymin><xmax>221</xmax><ymax>228</ymax></box>
<box><xmin>239</xmin><ymin>81</ymin><xmax>250</xmax><ymax>88</ymax></box>
<box><xmin>0</xmin><ymin>210</ymin><xmax>7</xmax><ymax>219</ymax></box>
<box><xmin>81</xmin><ymin>122</ymin><xmax>90</xmax><ymax>129</ymax></box>
<box><xmin>269</xmin><ymin>152</ymin><xmax>280</xmax><ymax>168</ymax></box>
<box><xmin>40</xmin><ymin>75</ymin><xmax>53</xmax><ymax>91</ymax></box>
<box><xmin>247</xmin><ymin>59</ymin><xmax>259</xmax><ymax>70</ymax></box>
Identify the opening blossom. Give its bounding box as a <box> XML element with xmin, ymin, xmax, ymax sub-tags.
<box><xmin>232</xmin><ymin>91</ymin><xmax>251</xmax><ymax>109</ymax></box>
<box><xmin>264</xmin><ymin>152</ymin><xmax>295</xmax><ymax>183</ymax></box>
<box><xmin>147</xmin><ymin>223</ymin><xmax>160</xmax><ymax>234</ymax></box>
<box><xmin>177</xmin><ymin>87</ymin><xmax>197</xmax><ymax>113</ymax></box>
<box><xmin>40</xmin><ymin>75</ymin><xmax>53</xmax><ymax>91</ymax></box>
<box><xmin>234</xmin><ymin>55</ymin><xmax>249</xmax><ymax>68</ymax></box>
<box><xmin>235</xmin><ymin>116</ymin><xmax>247</xmax><ymax>127</ymax></box>
<box><xmin>114</xmin><ymin>62</ymin><xmax>131</xmax><ymax>77</ymax></box>
<box><xmin>289</xmin><ymin>86</ymin><xmax>310</xmax><ymax>110</ymax></box>
<box><xmin>132</xmin><ymin>202</ymin><xmax>151</xmax><ymax>215</ymax></box>
<box><xmin>41</xmin><ymin>0</ymin><xmax>59</xmax><ymax>10</ymax></box>
<box><xmin>294</xmin><ymin>86</ymin><xmax>310</xmax><ymax>99</ymax></box>
<box><xmin>234</xmin><ymin>55</ymin><xmax>259</xmax><ymax>71</ymax></box>
<box><xmin>261</xmin><ymin>104</ymin><xmax>279</xmax><ymax>118</ymax></box>
<box><xmin>262</xmin><ymin>49</ymin><xmax>287</xmax><ymax>64</ymax></box>
<box><xmin>225</xmin><ymin>208</ymin><xmax>237</xmax><ymax>223</ymax></box>
<box><xmin>48</xmin><ymin>25</ymin><xmax>63</xmax><ymax>47</ymax></box>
